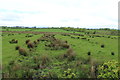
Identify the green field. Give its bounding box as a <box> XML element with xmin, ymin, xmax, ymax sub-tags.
<box><xmin>2</xmin><ymin>28</ymin><xmax>73</xmax><ymax>33</ymax></box>
<box><xmin>1</xmin><ymin>27</ymin><xmax>119</xmax><ymax>78</ymax></box>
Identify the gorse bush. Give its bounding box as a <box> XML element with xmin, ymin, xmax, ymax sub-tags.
<box><xmin>97</xmin><ymin>60</ymin><xmax>119</xmax><ymax>78</ymax></box>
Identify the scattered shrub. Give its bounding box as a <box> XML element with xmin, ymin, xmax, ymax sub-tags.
<box><xmin>33</xmin><ymin>40</ymin><xmax>37</xmax><ymax>44</ymax></box>
<box><xmin>27</xmin><ymin>42</ymin><xmax>34</xmax><ymax>48</ymax></box>
<box><xmin>37</xmin><ymin>39</ymin><xmax>40</xmax><ymax>42</ymax></box>
<box><xmin>96</xmin><ymin>35</ymin><xmax>101</xmax><ymax>37</ymax></box>
<box><xmin>26</xmin><ymin>39</ymin><xmax>30</xmax><ymax>44</ymax></box>
<box><xmin>108</xmin><ymin>36</ymin><xmax>110</xmax><ymax>38</ymax></box>
<box><xmin>77</xmin><ymin>37</ymin><xmax>80</xmax><ymax>39</ymax></box>
<box><xmin>87</xmin><ymin>52</ymin><xmax>91</xmax><ymax>56</ymax></box>
<box><xmin>25</xmin><ymin>35</ymin><xmax>33</xmax><ymax>37</ymax></box>
<box><xmin>41</xmin><ymin>55</ymin><xmax>50</xmax><ymax>65</ymax></box>
<box><xmin>12</xmin><ymin>39</ymin><xmax>15</xmax><ymax>41</ymax></box>
<box><xmin>9</xmin><ymin>39</ymin><xmax>18</xmax><ymax>43</ymax></box>
<box><xmin>9</xmin><ymin>60</ymin><xmax>15</xmax><ymax>65</ymax></box>
<box><xmin>65</xmin><ymin>40</ymin><xmax>67</xmax><ymax>43</ymax></box>
<box><xmin>46</xmin><ymin>38</ymin><xmax>70</xmax><ymax>50</ymax></box>
<box><xmin>15</xmin><ymin>46</ymin><xmax>20</xmax><ymax>50</ymax></box>
<box><xmin>76</xmin><ymin>60</ymin><xmax>83</xmax><ymax>66</ymax></box>
<box><xmin>64</xmin><ymin>48</ymin><xmax>76</xmax><ymax>61</ymax></box>
<box><xmin>33</xmin><ymin>56</ymin><xmax>39</xmax><ymax>63</ymax></box>
<box><xmin>15</xmin><ymin>40</ymin><xmax>18</xmax><ymax>43</ymax></box>
<box><xmin>81</xmin><ymin>38</ymin><xmax>86</xmax><ymax>39</ymax></box>
<box><xmin>101</xmin><ymin>44</ymin><xmax>104</xmax><ymax>48</ymax></box>
<box><xmin>93</xmin><ymin>31</ymin><xmax>96</xmax><ymax>34</ymax></box>
<box><xmin>12</xmin><ymin>63</ymin><xmax>21</xmax><ymax>71</ymax></box>
<box><xmin>111</xmin><ymin>52</ymin><xmax>115</xmax><ymax>55</ymax></box>
<box><xmin>62</xmin><ymin>43</ymin><xmax>70</xmax><ymax>49</ymax></box>
<box><xmin>18</xmin><ymin>48</ymin><xmax>28</xmax><ymax>56</ymax></box>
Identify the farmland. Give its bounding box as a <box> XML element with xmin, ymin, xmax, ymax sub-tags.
<box><xmin>1</xmin><ymin>27</ymin><xmax>119</xmax><ymax>78</ymax></box>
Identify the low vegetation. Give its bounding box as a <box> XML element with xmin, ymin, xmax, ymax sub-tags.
<box><xmin>1</xmin><ymin>26</ymin><xmax>119</xmax><ymax>79</ymax></box>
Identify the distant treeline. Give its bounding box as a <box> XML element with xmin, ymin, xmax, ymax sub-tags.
<box><xmin>0</xmin><ymin>26</ymin><xmax>118</xmax><ymax>30</ymax></box>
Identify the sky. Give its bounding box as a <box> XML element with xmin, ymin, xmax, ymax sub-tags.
<box><xmin>0</xmin><ymin>0</ymin><xmax>119</xmax><ymax>29</ymax></box>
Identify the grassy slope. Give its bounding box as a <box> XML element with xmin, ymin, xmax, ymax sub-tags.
<box><xmin>55</xmin><ymin>34</ymin><xmax>118</xmax><ymax>61</ymax></box>
<box><xmin>2</xmin><ymin>28</ymin><xmax>72</xmax><ymax>33</ymax></box>
<box><xmin>2</xmin><ymin>28</ymin><xmax>118</xmax><ymax>74</ymax></box>
<box><xmin>2</xmin><ymin>33</ymin><xmax>43</xmax><ymax>71</ymax></box>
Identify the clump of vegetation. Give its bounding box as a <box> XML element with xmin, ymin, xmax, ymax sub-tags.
<box><xmin>27</xmin><ymin>42</ymin><xmax>34</xmax><ymax>48</ymax></box>
<box><xmin>25</xmin><ymin>39</ymin><xmax>30</xmax><ymax>44</ymax></box>
<box><xmin>33</xmin><ymin>40</ymin><xmax>37</xmax><ymax>44</ymax></box>
<box><xmin>25</xmin><ymin>34</ymin><xmax>33</xmax><ymax>37</ymax></box>
<box><xmin>15</xmin><ymin>46</ymin><xmax>20</xmax><ymax>50</ymax></box>
<box><xmin>2</xmin><ymin>27</ymin><xmax>119</xmax><ymax>78</ymax></box>
<box><xmin>18</xmin><ymin>48</ymin><xmax>28</xmax><ymax>56</ymax></box>
<box><xmin>9</xmin><ymin>60</ymin><xmax>15</xmax><ymax>65</ymax></box>
<box><xmin>41</xmin><ymin>55</ymin><xmax>50</xmax><ymax>66</ymax></box>
<box><xmin>12</xmin><ymin>63</ymin><xmax>22</xmax><ymax>71</ymax></box>
<box><xmin>33</xmin><ymin>56</ymin><xmax>39</xmax><ymax>63</ymax></box>
<box><xmin>97</xmin><ymin>60</ymin><xmax>119</xmax><ymax>78</ymax></box>
<box><xmin>81</xmin><ymin>38</ymin><xmax>87</xmax><ymax>40</ymax></box>
<box><xmin>62</xmin><ymin>68</ymin><xmax>76</xmax><ymax>78</ymax></box>
<box><xmin>111</xmin><ymin>52</ymin><xmax>115</xmax><ymax>55</ymax></box>
<box><xmin>9</xmin><ymin>39</ymin><xmax>18</xmax><ymax>43</ymax></box>
<box><xmin>101</xmin><ymin>44</ymin><xmax>104</xmax><ymax>48</ymax></box>
<box><xmin>63</xmin><ymin>48</ymin><xmax>76</xmax><ymax>61</ymax></box>
<box><xmin>108</xmin><ymin>36</ymin><xmax>111</xmax><ymax>38</ymax></box>
<box><xmin>46</xmin><ymin>38</ymin><xmax>70</xmax><ymax>50</ymax></box>
<box><xmin>37</xmin><ymin>39</ymin><xmax>40</xmax><ymax>42</ymax></box>
<box><xmin>61</xmin><ymin>43</ymin><xmax>70</xmax><ymax>49</ymax></box>
<box><xmin>87</xmin><ymin>51</ymin><xmax>91</xmax><ymax>56</ymax></box>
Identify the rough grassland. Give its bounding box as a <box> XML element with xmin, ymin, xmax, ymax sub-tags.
<box><xmin>1</xmin><ymin>28</ymin><xmax>119</xmax><ymax>78</ymax></box>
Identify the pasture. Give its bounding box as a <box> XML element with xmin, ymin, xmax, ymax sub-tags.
<box><xmin>1</xmin><ymin>27</ymin><xmax>119</xmax><ymax>78</ymax></box>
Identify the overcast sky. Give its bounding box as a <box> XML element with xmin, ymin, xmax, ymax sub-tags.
<box><xmin>0</xmin><ymin>0</ymin><xmax>119</xmax><ymax>29</ymax></box>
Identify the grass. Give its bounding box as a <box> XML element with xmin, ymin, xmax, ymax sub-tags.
<box><xmin>2</xmin><ymin>28</ymin><xmax>75</xmax><ymax>33</ymax></box>
<box><xmin>1</xmin><ymin>28</ymin><xmax>119</xmax><ymax>78</ymax></box>
<box><xmin>55</xmin><ymin>34</ymin><xmax>118</xmax><ymax>61</ymax></box>
<box><xmin>2</xmin><ymin>33</ymin><xmax>43</xmax><ymax>70</ymax></box>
